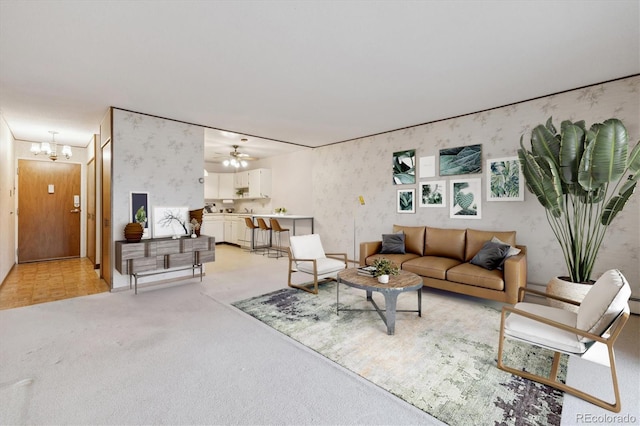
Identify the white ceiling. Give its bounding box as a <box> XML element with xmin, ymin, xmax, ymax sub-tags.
<box><xmin>1</xmin><ymin>1</ymin><xmax>638</xmax><ymax>160</ymax></box>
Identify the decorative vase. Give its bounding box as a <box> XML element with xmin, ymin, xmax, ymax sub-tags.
<box><xmin>124</xmin><ymin>222</ymin><xmax>144</xmax><ymax>243</ymax></box>
<box><xmin>377</xmin><ymin>274</ymin><xmax>389</xmax><ymax>284</ymax></box>
<box><xmin>546</xmin><ymin>276</ymin><xmax>592</xmax><ymax>313</ymax></box>
<box><xmin>189</xmin><ymin>208</ymin><xmax>204</xmax><ymax>236</ymax></box>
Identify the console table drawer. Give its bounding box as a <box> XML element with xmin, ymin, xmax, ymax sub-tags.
<box><xmin>156</xmin><ymin>240</ymin><xmax>181</xmax><ymax>255</ymax></box>
<box><xmin>166</xmin><ymin>253</ymin><xmax>194</xmax><ymax>268</ymax></box>
<box><xmin>129</xmin><ymin>257</ymin><xmax>158</xmax><ymax>274</ymax></box>
<box><xmin>196</xmin><ymin>250</ymin><xmax>215</xmax><ymax>264</ymax></box>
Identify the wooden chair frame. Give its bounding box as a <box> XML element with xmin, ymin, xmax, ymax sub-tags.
<box><xmin>287</xmin><ymin>248</ymin><xmax>347</xmax><ymax>294</ymax></box>
<box><xmin>497</xmin><ymin>287</ymin><xmax>629</xmax><ymax>412</ymax></box>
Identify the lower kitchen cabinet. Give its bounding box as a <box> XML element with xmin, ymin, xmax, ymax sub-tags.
<box><xmin>202</xmin><ymin>216</ymin><xmax>224</xmax><ymax>243</ymax></box>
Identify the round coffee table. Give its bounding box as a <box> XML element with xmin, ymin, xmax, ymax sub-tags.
<box><xmin>336</xmin><ymin>268</ymin><xmax>423</xmax><ymax>335</ymax></box>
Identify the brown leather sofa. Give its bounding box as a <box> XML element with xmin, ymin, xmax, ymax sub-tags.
<box><xmin>359</xmin><ymin>225</ymin><xmax>527</xmax><ymax>304</ymax></box>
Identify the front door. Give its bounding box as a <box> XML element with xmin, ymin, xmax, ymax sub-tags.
<box><xmin>18</xmin><ymin>159</ymin><xmax>81</xmax><ymax>263</ymax></box>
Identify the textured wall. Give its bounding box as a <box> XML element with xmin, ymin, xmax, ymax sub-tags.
<box><xmin>313</xmin><ymin>76</ymin><xmax>640</xmax><ymax>295</ymax></box>
<box><xmin>0</xmin><ymin>114</ymin><xmax>16</xmax><ymax>284</ymax></box>
<box><xmin>111</xmin><ymin>109</ymin><xmax>204</xmax><ymax>289</ymax></box>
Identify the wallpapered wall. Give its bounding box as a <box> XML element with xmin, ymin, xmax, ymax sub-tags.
<box><xmin>312</xmin><ymin>76</ymin><xmax>640</xmax><ymax>293</ymax></box>
<box><xmin>112</xmin><ymin>109</ymin><xmax>204</xmax><ymax>289</ymax></box>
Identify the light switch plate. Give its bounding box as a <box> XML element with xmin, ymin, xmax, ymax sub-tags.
<box><xmin>48</xmin><ymin>184</ymin><xmax>54</xmax><ymax>194</ymax></box>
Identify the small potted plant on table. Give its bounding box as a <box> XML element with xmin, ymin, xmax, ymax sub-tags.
<box><xmin>372</xmin><ymin>258</ymin><xmax>399</xmax><ymax>284</ymax></box>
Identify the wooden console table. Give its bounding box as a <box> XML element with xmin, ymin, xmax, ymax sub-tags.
<box><xmin>115</xmin><ymin>235</ymin><xmax>215</xmax><ymax>294</ymax></box>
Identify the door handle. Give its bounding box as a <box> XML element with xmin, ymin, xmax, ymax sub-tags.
<box><xmin>70</xmin><ymin>208</ymin><xmax>80</xmax><ymax>213</ymax></box>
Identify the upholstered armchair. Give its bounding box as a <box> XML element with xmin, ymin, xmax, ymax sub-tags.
<box><xmin>287</xmin><ymin>234</ymin><xmax>347</xmax><ymax>294</ymax></box>
<box><xmin>497</xmin><ymin>269</ymin><xmax>631</xmax><ymax>412</ymax></box>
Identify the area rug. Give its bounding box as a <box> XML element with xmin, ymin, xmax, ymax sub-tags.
<box><xmin>232</xmin><ymin>281</ymin><xmax>567</xmax><ymax>426</ymax></box>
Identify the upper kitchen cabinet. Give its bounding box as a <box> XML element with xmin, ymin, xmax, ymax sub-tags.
<box><xmin>247</xmin><ymin>168</ymin><xmax>271</xmax><ymax>198</ymax></box>
<box><xmin>218</xmin><ymin>173</ymin><xmax>235</xmax><ymax>199</ymax></box>
<box><xmin>234</xmin><ymin>171</ymin><xmax>250</xmax><ymax>188</ymax></box>
<box><xmin>204</xmin><ymin>173</ymin><xmax>219</xmax><ymax>199</ymax></box>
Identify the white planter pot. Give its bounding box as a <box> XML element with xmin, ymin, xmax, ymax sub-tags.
<box><xmin>546</xmin><ymin>276</ymin><xmax>592</xmax><ymax>313</ymax></box>
<box><xmin>377</xmin><ymin>274</ymin><xmax>389</xmax><ymax>284</ymax></box>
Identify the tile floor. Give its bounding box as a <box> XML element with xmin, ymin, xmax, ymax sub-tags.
<box><xmin>0</xmin><ymin>258</ymin><xmax>110</xmax><ymax>310</ymax></box>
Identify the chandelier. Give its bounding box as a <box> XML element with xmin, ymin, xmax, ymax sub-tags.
<box><xmin>30</xmin><ymin>131</ymin><xmax>72</xmax><ymax>161</ymax></box>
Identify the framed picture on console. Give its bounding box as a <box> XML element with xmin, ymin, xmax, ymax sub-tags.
<box><xmin>153</xmin><ymin>206</ymin><xmax>190</xmax><ymax>238</ymax></box>
<box><xmin>130</xmin><ymin>192</ymin><xmax>150</xmax><ymax>239</ymax></box>
<box><xmin>397</xmin><ymin>189</ymin><xmax>415</xmax><ymax>213</ymax></box>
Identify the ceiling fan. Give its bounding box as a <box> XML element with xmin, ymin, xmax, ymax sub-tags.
<box><xmin>214</xmin><ymin>144</ymin><xmax>257</xmax><ymax>168</ymax></box>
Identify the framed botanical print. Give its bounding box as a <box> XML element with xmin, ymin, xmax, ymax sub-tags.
<box><xmin>130</xmin><ymin>192</ymin><xmax>150</xmax><ymax>239</ymax></box>
<box><xmin>393</xmin><ymin>149</ymin><xmax>416</xmax><ymax>184</ymax></box>
<box><xmin>450</xmin><ymin>178</ymin><xmax>482</xmax><ymax>219</ymax></box>
<box><xmin>486</xmin><ymin>157</ymin><xmax>524</xmax><ymax>201</ymax></box>
<box><xmin>439</xmin><ymin>144</ymin><xmax>482</xmax><ymax>176</ymax></box>
<box><xmin>397</xmin><ymin>189</ymin><xmax>415</xmax><ymax>213</ymax></box>
<box><xmin>419</xmin><ymin>180</ymin><xmax>446</xmax><ymax>208</ymax></box>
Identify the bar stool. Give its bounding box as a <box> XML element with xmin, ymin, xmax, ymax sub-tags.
<box><xmin>269</xmin><ymin>218</ymin><xmax>290</xmax><ymax>259</ymax></box>
<box><xmin>256</xmin><ymin>218</ymin><xmax>272</xmax><ymax>256</ymax></box>
<box><xmin>243</xmin><ymin>217</ymin><xmax>259</xmax><ymax>252</ymax></box>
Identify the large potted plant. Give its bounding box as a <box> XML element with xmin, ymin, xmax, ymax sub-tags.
<box><xmin>518</xmin><ymin>117</ymin><xmax>639</xmax><ymax>306</ymax></box>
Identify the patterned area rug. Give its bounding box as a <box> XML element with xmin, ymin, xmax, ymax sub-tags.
<box><xmin>233</xmin><ymin>281</ymin><xmax>566</xmax><ymax>426</ymax></box>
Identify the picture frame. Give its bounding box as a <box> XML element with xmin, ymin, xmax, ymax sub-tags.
<box><xmin>439</xmin><ymin>144</ymin><xmax>482</xmax><ymax>176</ymax></box>
<box><xmin>393</xmin><ymin>149</ymin><xmax>416</xmax><ymax>184</ymax></box>
<box><xmin>450</xmin><ymin>178</ymin><xmax>482</xmax><ymax>219</ymax></box>
<box><xmin>397</xmin><ymin>189</ymin><xmax>415</xmax><ymax>213</ymax></box>
<box><xmin>130</xmin><ymin>192</ymin><xmax>150</xmax><ymax>239</ymax></box>
<box><xmin>419</xmin><ymin>180</ymin><xmax>446</xmax><ymax>208</ymax></box>
<box><xmin>486</xmin><ymin>157</ymin><xmax>524</xmax><ymax>201</ymax></box>
<box><xmin>153</xmin><ymin>206</ymin><xmax>190</xmax><ymax>238</ymax></box>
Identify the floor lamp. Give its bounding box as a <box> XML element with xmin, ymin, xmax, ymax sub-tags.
<box><xmin>353</xmin><ymin>195</ymin><xmax>365</xmax><ymax>266</ymax></box>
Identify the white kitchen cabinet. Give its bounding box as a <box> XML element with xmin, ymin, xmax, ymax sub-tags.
<box><xmin>223</xmin><ymin>218</ymin><xmax>240</xmax><ymax>245</ymax></box>
<box><xmin>223</xmin><ymin>220</ymin><xmax>233</xmax><ymax>244</ymax></box>
<box><xmin>201</xmin><ymin>216</ymin><xmax>224</xmax><ymax>243</ymax></box>
<box><xmin>247</xmin><ymin>168</ymin><xmax>272</xmax><ymax>198</ymax></box>
<box><xmin>218</xmin><ymin>173</ymin><xmax>235</xmax><ymax>199</ymax></box>
<box><xmin>235</xmin><ymin>216</ymin><xmax>250</xmax><ymax>248</ymax></box>
<box><xmin>234</xmin><ymin>171</ymin><xmax>250</xmax><ymax>188</ymax></box>
<box><xmin>204</xmin><ymin>173</ymin><xmax>219</xmax><ymax>199</ymax></box>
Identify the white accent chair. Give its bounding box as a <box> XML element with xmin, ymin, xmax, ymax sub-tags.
<box><xmin>497</xmin><ymin>269</ymin><xmax>631</xmax><ymax>412</ymax></box>
<box><xmin>288</xmin><ymin>234</ymin><xmax>347</xmax><ymax>294</ymax></box>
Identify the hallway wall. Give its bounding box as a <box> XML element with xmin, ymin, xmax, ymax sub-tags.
<box><xmin>0</xmin><ymin>114</ymin><xmax>16</xmax><ymax>285</ymax></box>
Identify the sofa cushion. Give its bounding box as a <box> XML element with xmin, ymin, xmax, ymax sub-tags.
<box><xmin>505</xmin><ymin>303</ymin><xmax>585</xmax><ymax>354</ymax></box>
<box><xmin>365</xmin><ymin>253</ymin><xmax>419</xmax><ymax>268</ymax></box>
<box><xmin>402</xmin><ymin>256</ymin><xmax>462</xmax><ymax>280</ymax></box>
<box><xmin>491</xmin><ymin>236</ymin><xmax>521</xmax><ymax>257</ymax></box>
<box><xmin>392</xmin><ymin>225</ymin><xmax>425</xmax><ymax>256</ymax></box>
<box><xmin>446</xmin><ymin>263</ymin><xmax>505</xmax><ymax>291</ymax></box>
<box><xmin>465</xmin><ymin>229</ymin><xmax>516</xmax><ymax>262</ymax></box>
<box><xmin>577</xmin><ymin>269</ymin><xmax>631</xmax><ymax>341</ymax></box>
<box><xmin>424</xmin><ymin>227</ymin><xmax>466</xmax><ymax>261</ymax></box>
<box><xmin>470</xmin><ymin>241</ymin><xmax>511</xmax><ymax>270</ymax></box>
<box><xmin>380</xmin><ymin>233</ymin><xmax>405</xmax><ymax>254</ymax></box>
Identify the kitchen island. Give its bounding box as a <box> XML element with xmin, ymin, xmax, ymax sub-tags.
<box><xmin>251</xmin><ymin>214</ymin><xmax>314</xmax><ymax>235</ymax></box>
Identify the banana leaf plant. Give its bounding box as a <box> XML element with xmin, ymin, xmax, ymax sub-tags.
<box><xmin>518</xmin><ymin>117</ymin><xmax>640</xmax><ymax>283</ymax></box>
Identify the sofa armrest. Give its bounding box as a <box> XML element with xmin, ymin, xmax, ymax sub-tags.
<box><xmin>503</xmin><ymin>245</ymin><xmax>527</xmax><ymax>304</ymax></box>
<box><xmin>359</xmin><ymin>241</ymin><xmax>382</xmax><ymax>266</ymax></box>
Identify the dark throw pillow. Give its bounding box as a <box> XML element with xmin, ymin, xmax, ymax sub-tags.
<box><xmin>470</xmin><ymin>241</ymin><xmax>510</xmax><ymax>270</ymax></box>
<box><xmin>380</xmin><ymin>233</ymin><xmax>406</xmax><ymax>254</ymax></box>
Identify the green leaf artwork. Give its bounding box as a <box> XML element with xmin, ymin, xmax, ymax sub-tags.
<box><xmin>393</xmin><ymin>149</ymin><xmax>416</xmax><ymax>184</ymax></box>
